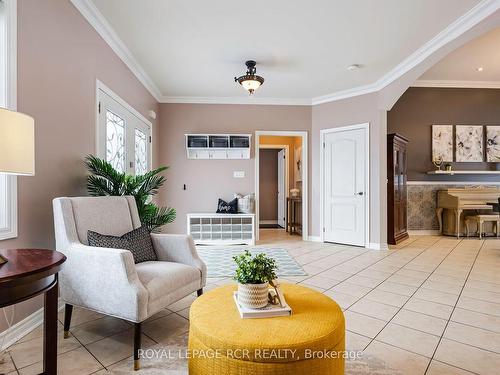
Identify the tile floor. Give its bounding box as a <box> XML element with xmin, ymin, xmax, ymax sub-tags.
<box><xmin>1</xmin><ymin>230</ymin><xmax>499</xmax><ymax>374</ymax></box>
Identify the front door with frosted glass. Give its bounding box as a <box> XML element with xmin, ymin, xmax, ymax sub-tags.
<box><xmin>97</xmin><ymin>89</ymin><xmax>151</xmax><ymax>175</ymax></box>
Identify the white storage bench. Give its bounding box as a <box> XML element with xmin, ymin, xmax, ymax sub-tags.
<box><xmin>187</xmin><ymin>213</ymin><xmax>255</xmax><ymax>245</ymax></box>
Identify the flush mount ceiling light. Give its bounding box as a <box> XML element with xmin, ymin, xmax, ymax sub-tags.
<box><xmin>477</xmin><ymin>66</ymin><xmax>484</xmax><ymax>72</ymax></box>
<box><xmin>234</xmin><ymin>60</ymin><xmax>264</xmax><ymax>95</ymax></box>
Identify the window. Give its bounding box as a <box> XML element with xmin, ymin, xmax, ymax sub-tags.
<box><xmin>96</xmin><ymin>82</ymin><xmax>152</xmax><ymax>175</ymax></box>
<box><xmin>0</xmin><ymin>0</ymin><xmax>18</xmax><ymax>240</ymax></box>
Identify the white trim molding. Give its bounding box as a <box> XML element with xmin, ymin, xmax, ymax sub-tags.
<box><xmin>313</xmin><ymin>0</ymin><xmax>500</xmax><ymax>105</ymax></box>
<box><xmin>0</xmin><ymin>300</ymin><xmax>64</xmax><ymax>351</ymax></box>
<box><xmin>161</xmin><ymin>96</ymin><xmax>312</xmax><ymax>106</ymax></box>
<box><xmin>412</xmin><ymin>80</ymin><xmax>500</xmax><ymax>89</ymax></box>
<box><xmin>96</xmin><ymin>80</ymin><xmax>153</xmax><ymax>127</ymax></box>
<box><xmin>307</xmin><ymin>236</ymin><xmax>321</xmax><ymax>242</ymax></box>
<box><xmin>0</xmin><ymin>306</ymin><xmax>44</xmax><ymax>351</ymax></box>
<box><xmin>71</xmin><ymin>0</ymin><xmax>500</xmax><ymax>106</ymax></box>
<box><xmin>0</xmin><ymin>0</ymin><xmax>18</xmax><ymax>241</ymax></box>
<box><xmin>95</xmin><ymin>80</ymin><xmax>154</xmax><ymax>177</ymax></box>
<box><xmin>320</xmin><ymin>123</ymin><xmax>370</xmax><ymax>248</ymax></box>
<box><xmin>368</xmin><ymin>242</ymin><xmax>389</xmax><ymax>251</ymax></box>
<box><xmin>0</xmin><ymin>175</ymin><xmax>17</xmax><ymax>240</ymax></box>
<box><xmin>255</xmin><ymin>131</ymin><xmax>308</xmax><ymax>242</ymax></box>
<box><xmin>71</xmin><ymin>0</ymin><xmax>162</xmax><ymax>101</ymax></box>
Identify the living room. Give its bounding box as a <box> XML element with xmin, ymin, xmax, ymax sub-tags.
<box><xmin>1</xmin><ymin>1</ymin><xmax>499</xmax><ymax>374</ymax></box>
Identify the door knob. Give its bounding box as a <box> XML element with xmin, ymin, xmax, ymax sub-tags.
<box><xmin>356</xmin><ymin>192</ymin><xmax>364</xmax><ymax>196</ymax></box>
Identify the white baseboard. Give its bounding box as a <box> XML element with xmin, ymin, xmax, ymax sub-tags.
<box><xmin>307</xmin><ymin>236</ymin><xmax>321</xmax><ymax>242</ymax></box>
<box><xmin>367</xmin><ymin>242</ymin><xmax>389</xmax><ymax>251</ymax></box>
<box><xmin>408</xmin><ymin>230</ymin><xmax>440</xmax><ymax>235</ymax></box>
<box><xmin>0</xmin><ymin>299</ymin><xmax>64</xmax><ymax>351</ymax></box>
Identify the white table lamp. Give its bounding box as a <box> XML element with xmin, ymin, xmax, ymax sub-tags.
<box><xmin>0</xmin><ymin>107</ymin><xmax>35</xmax><ymax>175</ymax></box>
<box><xmin>0</xmin><ymin>107</ymin><xmax>35</xmax><ymax>264</ymax></box>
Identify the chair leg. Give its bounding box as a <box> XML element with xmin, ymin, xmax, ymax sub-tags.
<box><xmin>63</xmin><ymin>304</ymin><xmax>73</xmax><ymax>339</ymax></box>
<box><xmin>134</xmin><ymin>322</ymin><xmax>141</xmax><ymax>371</ymax></box>
<box><xmin>197</xmin><ymin>288</ymin><xmax>203</xmax><ymax>297</ymax></box>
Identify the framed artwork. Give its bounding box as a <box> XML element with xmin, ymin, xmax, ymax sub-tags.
<box><xmin>455</xmin><ymin>125</ymin><xmax>484</xmax><ymax>162</ymax></box>
<box><xmin>486</xmin><ymin>126</ymin><xmax>500</xmax><ymax>162</ymax></box>
<box><xmin>432</xmin><ymin>125</ymin><xmax>453</xmax><ymax>162</ymax></box>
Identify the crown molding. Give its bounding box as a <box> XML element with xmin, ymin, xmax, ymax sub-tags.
<box><xmin>372</xmin><ymin>0</ymin><xmax>500</xmax><ymax>91</ymax></box>
<box><xmin>72</xmin><ymin>0</ymin><xmax>500</xmax><ymax>106</ymax></box>
<box><xmin>311</xmin><ymin>0</ymin><xmax>500</xmax><ymax>106</ymax></box>
<box><xmin>160</xmin><ymin>96</ymin><xmax>312</xmax><ymax>106</ymax></box>
<box><xmin>412</xmin><ymin>79</ymin><xmax>500</xmax><ymax>89</ymax></box>
<box><xmin>311</xmin><ymin>83</ymin><xmax>380</xmax><ymax>105</ymax></box>
<box><xmin>70</xmin><ymin>0</ymin><xmax>162</xmax><ymax>101</ymax></box>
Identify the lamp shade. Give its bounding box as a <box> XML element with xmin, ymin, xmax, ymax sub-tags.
<box><xmin>0</xmin><ymin>107</ymin><xmax>35</xmax><ymax>175</ymax></box>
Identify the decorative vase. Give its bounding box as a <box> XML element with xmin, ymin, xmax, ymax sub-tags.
<box><xmin>237</xmin><ymin>282</ymin><xmax>269</xmax><ymax>308</ymax></box>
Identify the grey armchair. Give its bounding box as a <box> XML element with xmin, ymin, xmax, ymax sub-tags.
<box><xmin>53</xmin><ymin>196</ymin><xmax>206</xmax><ymax>370</ymax></box>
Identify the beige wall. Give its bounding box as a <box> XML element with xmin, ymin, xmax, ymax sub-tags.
<box><xmin>159</xmin><ymin>98</ymin><xmax>387</xmax><ymax>244</ymax></box>
<box><xmin>311</xmin><ymin>93</ymin><xmax>388</xmax><ymax>245</ymax></box>
<box><xmin>0</xmin><ymin>0</ymin><xmax>159</xmax><ymax>332</ymax></box>
<box><xmin>6</xmin><ymin>0</ymin><xmax>500</xmax><ymax>337</ymax></box>
<box><xmin>259</xmin><ymin>149</ymin><xmax>279</xmax><ymax>221</ymax></box>
<box><xmin>158</xmin><ymin>104</ymin><xmax>311</xmax><ymax>234</ymax></box>
<box><xmin>388</xmin><ymin>87</ymin><xmax>500</xmax><ymax>182</ymax></box>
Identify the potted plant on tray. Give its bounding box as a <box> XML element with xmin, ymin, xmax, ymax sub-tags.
<box><xmin>233</xmin><ymin>250</ymin><xmax>278</xmax><ymax>309</ymax></box>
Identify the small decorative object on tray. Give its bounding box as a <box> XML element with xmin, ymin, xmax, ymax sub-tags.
<box><xmin>233</xmin><ymin>286</ymin><xmax>292</xmax><ymax>319</ymax></box>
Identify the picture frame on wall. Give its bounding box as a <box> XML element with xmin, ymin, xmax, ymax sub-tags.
<box><xmin>432</xmin><ymin>125</ymin><xmax>453</xmax><ymax>162</ymax></box>
<box><xmin>455</xmin><ymin>125</ymin><xmax>484</xmax><ymax>162</ymax></box>
<box><xmin>486</xmin><ymin>126</ymin><xmax>500</xmax><ymax>162</ymax></box>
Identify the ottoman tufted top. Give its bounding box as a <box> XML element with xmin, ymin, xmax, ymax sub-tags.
<box><xmin>189</xmin><ymin>283</ymin><xmax>345</xmax><ymax>363</ymax></box>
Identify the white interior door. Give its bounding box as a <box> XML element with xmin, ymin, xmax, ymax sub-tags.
<box><xmin>277</xmin><ymin>149</ymin><xmax>285</xmax><ymax>228</ymax></box>
<box><xmin>98</xmin><ymin>89</ymin><xmax>151</xmax><ymax>175</ymax></box>
<box><xmin>323</xmin><ymin>128</ymin><xmax>366</xmax><ymax>246</ymax></box>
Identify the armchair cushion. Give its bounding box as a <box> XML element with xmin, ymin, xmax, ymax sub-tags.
<box><xmin>135</xmin><ymin>261</ymin><xmax>203</xmax><ymax>315</ymax></box>
<box><xmin>88</xmin><ymin>226</ymin><xmax>157</xmax><ymax>264</ymax></box>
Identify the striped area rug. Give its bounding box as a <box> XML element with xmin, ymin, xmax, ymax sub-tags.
<box><xmin>197</xmin><ymin>247</ymin><xmax>307</xmax><ymax>278</ymax></box>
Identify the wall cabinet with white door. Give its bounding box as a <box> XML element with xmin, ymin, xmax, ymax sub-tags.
<box><xmin>185</xmin><ymin>134</ymin><xmax>251</xmax><ymax>159</ymax></box>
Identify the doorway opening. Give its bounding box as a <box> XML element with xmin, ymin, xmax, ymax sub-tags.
<box><xmin>255</xmin><ymin>131</ymin><xmax>308</xmax><ymax>242</ymax></box>
<box><xmin>258</xmin><ymin>146</ymin><xmax>289</xmax><ymax>230</ymax></box>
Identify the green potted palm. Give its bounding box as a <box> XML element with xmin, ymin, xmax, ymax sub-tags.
<box><xmin>84</xmin><ymin>155</ymin><xmax>176</xmax><ymax>232</ymax></box>
<box><xmin>233</xmin><ymin>250</ymin><xmax>278</xmax><ymax>309</ymax></box>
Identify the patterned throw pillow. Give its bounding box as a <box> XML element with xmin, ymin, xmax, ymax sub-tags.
<box><xmin>87</xmin><ymin>226</ymin><xmax>157</xmax><ymax>264</ymax></box>
<box><xmin>233</xmin><ymin>193</ymin><xmax>255</xmax><ymax>213</ymax></box>
<box><xmin>216</xmin><ymin>198</ymin><xmax>238</xmax><ymax>214</ymax></box>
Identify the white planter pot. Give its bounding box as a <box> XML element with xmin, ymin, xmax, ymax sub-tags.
<box><xmin>237</xmin><ymin>282</ymin><xmax>269</xmax><ymax>309</ymax></box>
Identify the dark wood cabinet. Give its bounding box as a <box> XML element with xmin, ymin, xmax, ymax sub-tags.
<box><xmin>387</xmin><ymin>133</ymin><xmax>409</xmax><ymax>245</ymax></box>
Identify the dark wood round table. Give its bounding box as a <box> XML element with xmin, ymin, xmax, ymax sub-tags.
<box><xmin>0</xmin><ymin>249</ymin><xmax>66</xmax><ymax>375</ymax></box>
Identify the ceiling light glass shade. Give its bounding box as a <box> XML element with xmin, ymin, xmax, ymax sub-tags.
<box><xmin>239</xmin><ymin>76</ymin><xmax>264</xmax><ymax>93</ymax></box>
<box><xmin>235</xmin><ymin>60</ymin><xmax>265</xmax><ymax>95</ymax></box>
<box><xmin>0</xmin><ymin>107</ymin><xmax>35</xmax><ymax>175</ymax></box>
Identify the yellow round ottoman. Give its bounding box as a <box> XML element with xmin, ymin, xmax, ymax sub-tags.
<box><xmin>188</xmin><ymin>283</ymin><xmax>345</xmax><ymax>375</ymax></box>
